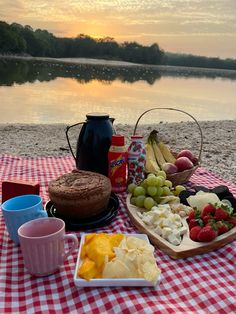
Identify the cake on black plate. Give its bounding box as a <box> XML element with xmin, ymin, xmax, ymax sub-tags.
<box><xmin>48</xmin><ymin>170</ymin><xmax>111</xmax><ymax>219</ymax></box>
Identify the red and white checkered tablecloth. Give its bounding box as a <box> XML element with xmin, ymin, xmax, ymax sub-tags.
<box><xmin>0</xmin><ymin>154</ymin><xmax>235</xmax><ymax>314</ymax></box>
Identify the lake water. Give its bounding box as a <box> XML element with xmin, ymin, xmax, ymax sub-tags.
<box><xmin>0</xmin><ymin>59</ymin><xmax>236</xmax><ymax>125</ymax></box>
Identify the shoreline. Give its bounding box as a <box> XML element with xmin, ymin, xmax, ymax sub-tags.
<box><xmin>1</xmin><ymin>55</ymin><xmax>236</xmax><ymax>78</ymax></box>
<box><xmin>0</xmin><ymin>120</ymin><xmax>235</xmax><ymax>183</ymax></box>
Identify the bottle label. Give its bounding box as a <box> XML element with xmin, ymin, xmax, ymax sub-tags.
<box><xmin>108</xmin><ymin>152</ymin><xmax>127</xmax><ymax>193</ymax></box>
<box><xmin>128</xmin><ymin>139</ymin><xmax>146</xmax><ymax>185</ymax></box>
<box><xmin>110</xmin><ymin>155</ymin><xmax>126</xmax><ymax>176</ymax></box>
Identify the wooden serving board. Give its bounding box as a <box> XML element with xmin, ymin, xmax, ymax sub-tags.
<box><xmin>126</xmin><ymin>194</ymin><xmax>236</xmax><ymax>259</ymax></box>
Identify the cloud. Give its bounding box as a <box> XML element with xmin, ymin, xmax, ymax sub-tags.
<box><xmin>0</xmin><ymin>0</ymin><xmax>235</xmax><ymax>58</ymax></box>
<box><xmin>0</xmin><ymin>0</ymin><xmax>25</xmax><ymax>19</ymax></box>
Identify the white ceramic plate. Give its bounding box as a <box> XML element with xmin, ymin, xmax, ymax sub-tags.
<box><xmin>74</xmin><ymin>233</ymin><xmax>161</xmax><ymax>287</ymax></box>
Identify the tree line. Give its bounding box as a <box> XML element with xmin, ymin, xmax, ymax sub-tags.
<box><xmin>0</xmin><ymin>20</ymin><xmax>236</xmax><ymax>70</ymax></box>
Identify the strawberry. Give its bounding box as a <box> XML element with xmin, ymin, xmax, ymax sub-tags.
<box><xmin>216</xmin><ymin>221</ymin><xmax>232</xmax><ymax>235</ymax></box>
<box><xmin>190</xmin><ymin>226</ymin><xmax>202</xmax><ymax>241</ymax></box>
<box><xmin>188</xmin><ymin>208</ymin><xmax>201</xmax><ymax>221</ymax></box>
<box><xmin>188</xmin><ymin>210</ymin><xmax>195</xmax><ymax>221</ymax></box>
<box><xmin>189</xmin><ymin>219</ymin><xmax>199</xmax><ymax>229</ymax></box>
<box><xmin>197</xmin><ymin>225</ymin><xmax>217</xmax><ymax>242</ymax></box>
<box><xmin>226</xmin><ymin>216</ymin><xmax>236</xmax><ymax>227</ymax></box>
<box><xmin>215</xmin><ymin>207</ymin><xmax>229</xmax><ymax>221</ymax></box>
<box><xmin>202</xmin><ymin>215</ymin><xmax>214</xmax><ymax>225</ymax></box>
<box><xmin>202</xmin><ymin>204</ymin><xmax>216</xmax><ymax>217</ymax></box>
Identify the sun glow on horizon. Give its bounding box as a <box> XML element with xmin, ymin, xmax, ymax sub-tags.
<box><xmin>0</xmin><ymin>0</ymin><xmax>235</xmax><ymax>58</ymax></box>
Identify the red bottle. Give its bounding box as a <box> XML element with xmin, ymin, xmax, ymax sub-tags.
<box><xmin>108</xmin><ymin>135</ymin><xmax>127</xmax><ymax>193</ymax></box>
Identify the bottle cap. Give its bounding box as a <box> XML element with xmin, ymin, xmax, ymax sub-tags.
<box><xmin>111</xmin><ymin>134</ymin><xmax>125</xmax><ymax>146</ymax></box>
<box><xmin>131</xmin><ymin>135</ymin><xmax>143</xmax><ymax>139</ymax></box>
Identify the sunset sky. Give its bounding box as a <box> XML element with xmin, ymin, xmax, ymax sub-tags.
<box><xmin>1</xmin><ymin>0</ymin><xmax>236</xmax><ymax>59</ymax></box>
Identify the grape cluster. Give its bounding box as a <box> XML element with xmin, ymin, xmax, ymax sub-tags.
<box><xmin>128</xmin><ymin>171</ymin><xmax>186</xmax><ymax>210</ymax></box>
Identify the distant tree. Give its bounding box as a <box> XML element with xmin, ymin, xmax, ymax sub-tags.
<box><xmin>146</xmin><ymin>43</ymin><xmax>164</xmax><ymax>64</ymax></box>
<box><xmin>120</xmin><ymin>41</ymin><xmax>143</xmax><ymax>62</ymax></box>
<box><xmin>161</xmin><ymin>52</ymin><xmax>236</xmax><ymax>70</ymax></box>
<box><xmin>96</xmin><ymin>37</ymin><xmax>119</xmax><ymax>58</ymax></box>
<box><xmin>21</xmin><ymin>25</ymin><xmax>44</xmax><ymax>56</ymax></box>
<box><xmin>0</xmin><ymin>20</ymin><xmax>235</xmax><ymax>70</ymax></box>
<box><xmin>34</xmin><ymin>29</ymin><xmax>56</xmax><ymax>56</ymax></box>
<box><xmin>0</xmin><ymin>21</ymin><xmax>26</xmax><ymax>53</ymax></box>
<box><xmin>72</xmin><ymin>34</ymin><xmax>97</xmax><ymax>57</ymax></box>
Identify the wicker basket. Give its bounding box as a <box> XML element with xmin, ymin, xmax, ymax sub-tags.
<box><xmin>133</xmin><ymin>107</ymin><xmax>203</xmax><ymax>186</ymax></box>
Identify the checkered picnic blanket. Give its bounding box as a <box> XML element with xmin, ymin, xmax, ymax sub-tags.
<box><xmin>0</xmin><ymin>154</ymin><xmax>235</xmax><ymax>314</ymax></box>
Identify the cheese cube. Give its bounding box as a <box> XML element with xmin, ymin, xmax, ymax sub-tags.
<box><xmin>162</xmin><ymin>227</ymin><xmax>172</xmax><ymax>239</ymax></box>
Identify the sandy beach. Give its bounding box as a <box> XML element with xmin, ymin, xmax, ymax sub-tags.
<box><xmin>0</xmin><ymin>120</ymin><xmax>235</xmax><ymax>183</ymax></box>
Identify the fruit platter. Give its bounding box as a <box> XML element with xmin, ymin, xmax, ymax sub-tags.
<box><xmin>126</xmin><ymin>171</ymin><xmax>236</xmax><ymax>259</ymax></box>
<box><xmin>74</xmin><ymin>233</ymin><xmax>161</xmax><ymax>287</ymax></box>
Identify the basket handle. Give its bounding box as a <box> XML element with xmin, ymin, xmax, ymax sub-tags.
<box><xmin>133</xmin><ymin>107</ymin><xmax>203</xmax><ymax>164</ymax></box>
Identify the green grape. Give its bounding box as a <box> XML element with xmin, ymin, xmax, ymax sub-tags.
<box><xmin>162</xmin><ymin>186</ymin><xmax>171</xmax><ymax>196</ymax></box>
<box><xmin>130</xmin><ymin>196</ymin><xmax>137</xmax><ymax>205</ymax></box>
<box><xmin>128</xmin><ymin>183</ymin><xmax>137</xmax><ymax>194</ymax></box>
<box><xmin>147</xmin><ymin>186</ymin><xmax>157</xmax><ymax>196</ymax></box>
<box><xmin>144</xmin><ymin>197</ymin><xmax>155</xmax><ymax>210</ymax></box>
<box><xmin>156</xmin><ymin>176</ymin><xmax>165</xmax><ymax>186</ymax></box>
<box><xmin>155</xmin><ymin>186</ymin><xmax>164</xmax><ymax>197</ymax></box>
<box><xmin>147</xmin><ymin>173</ymin><xmax>156</xmax><ymax>178</ymax></box>
<box><xmin>153</xmin><ymin>195</ymin><xmax>161</xmax><ymax>204</ymax></box>
<box><xmin>146</xmin><ymin>175</ymin><xmax>159</xmax><ymax>186</ymax></box>
<box><xmin>164</xmin><ymin>180</ymin><xmax>173</xmax><ymax>188</ymax></box>
<box><xmin>133</xmin><ymin>186</ymin><xmax>146</xmax><ymax>197</ymax></box>
<box><xmin>157</xmin><ymin>170</ymin><xmax>167</xmax><ymax>180</ymax></box>
<box><xmin>174</xmin><ymin>185</ymin><xmax>186</xmax><ymax>196</ymax></box>
<box><xmin>135</xmin><ymin>195</ymin><xmax>146</xmax><ymax>208</ymax></box>
<box><xmin>140</xmin><ymin>179</ymin><xmax>148</xmax><ymax>189</ymax></box>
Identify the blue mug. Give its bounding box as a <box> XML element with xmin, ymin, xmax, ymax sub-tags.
<box><xmin>1</xmin><ymin>194</ymin><xmax>48</xmax><ymax>244</ymax></box>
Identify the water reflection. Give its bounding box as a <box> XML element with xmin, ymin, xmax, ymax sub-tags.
<box><xmin>1</xmin><ymin>58</ymin><xmax>236</xmax><ymax>124</ymax></box>
<box><xmin>0</xmin><ymin>59</ymin><xmax>236</xmax><ymax>87</ymax></box>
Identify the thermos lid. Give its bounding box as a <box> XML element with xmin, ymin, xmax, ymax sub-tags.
<box><xmin>111</xmin><ymin>134</ymin><xmax>125</xmax><ymax>146</ymax></box>
<box><xmin>86</xmin><ymin>112</ymin><xmax>109</xmax><ymax>119</ymax></box>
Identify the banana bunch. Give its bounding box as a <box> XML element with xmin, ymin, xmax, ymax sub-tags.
<box><xmin>145</xmin><ymin>143</ymin><xmax>160</xmax><ymax>174</ymax></box>
<box><xmin>145</xmin><ymin>130</ymin><xmax>176</xmax><ymax>173</ymax></box>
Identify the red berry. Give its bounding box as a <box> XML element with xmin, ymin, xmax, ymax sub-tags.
<box><xmin>188</xmin><ymin>208</ymin><xmax>201</xmax><ymax>221</ymax></box>
<box><xmin>215</xmin><ymin>208</ymin><xmax>229</xmax><ymax>221</ymax></box>
<box><xmin>202</xmin><ymin>204</ymin><xmax>216</xmax><ymax>217</ymax></box>
<box><xmin>226</xmin><ymin>216</ymin><xmax>236</xmax><ymax>227</ymax></box>
<box><xmin>197</xmin><ymin>225</ymin><xmax>217</xmax><ymax>242</ymax></box>
<box><xmin>216</xmin><ymin>221</ymin><xmax>231</xmax><ymax>235</ymax></box>
<box><xmin>202</xmin><ymin>215</ymin><xmax>214</xmax><ymax>225</ymax></box>
<box><xmin>190</xmin><ymin>226</ymin><xmax>202</xmax><ymax>241</ymax></box>
<box><xmin>188</xmin><ymin>219</ymin><xmax>199</xmax><ymax>230</ymax></box>
<box><xmin>188</xmin><ymin>210</ymin><xmax>195</xmax><ymax>220</ymax></box>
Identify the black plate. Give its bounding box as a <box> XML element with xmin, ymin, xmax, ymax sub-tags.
<box><xmin>45</xmin><ymin>193</ymin><xmax>119</xmax><ymax>231</ymax></box>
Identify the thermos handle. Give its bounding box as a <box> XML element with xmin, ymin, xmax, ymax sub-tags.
<box><xmin>109</xmin><ymin>117</ymin><xmax>116</xmax><ymax>134</ymax></box>
<box><xmin>65</xmin><ymin>122</ymin><xmax>85</xmax><ymax>161</ymax></box>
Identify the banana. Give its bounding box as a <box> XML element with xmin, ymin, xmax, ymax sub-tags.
<box><xmin>145</xmin><ymin>143</ymin><xmax>160</xmax><ymax>174</ymax></box>
<box><xmin>157</xmin><ymin>141</ymin><xmax>176</xmax><ymax>164</ymax></box>
<box><xmin>151</xmin><ymin>141</ymin><xmax>166</xmax><ymax>168</ymax></box>
<box><xmin>148</xmin><ymin>130</ymin><xmax>176</xmax><ymax>165</ymax></box>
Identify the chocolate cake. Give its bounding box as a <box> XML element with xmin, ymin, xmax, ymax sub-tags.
<box><xmin>48</xmin><ymin>170</ymin><xmax>111</xmax><ymax>219</ymax></box>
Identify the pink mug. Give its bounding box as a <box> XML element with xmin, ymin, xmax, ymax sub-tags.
<box><xmin>18</xmin><ymin>217</ymin><xmax>78</xmax><ymax>276</ymax></box>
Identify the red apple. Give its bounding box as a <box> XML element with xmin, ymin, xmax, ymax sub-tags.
<box><xmin>191</xmin><ymin>156</ymin><xmax>198</xmax><ymax>165</ymax></box>
<box><xmin>162</xmin><ymin>162</ymin><xmax>178</xmax><ymax>174</ymax></box>
<box><xmin>177</xmin><ymin>149</ymin><xmax>195</xmax><ymax>162</ymax></box>
<box><xmin>175</xmin><ymin>157</ymin><xmax>193</xmax><ymax>172</ymax></box>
